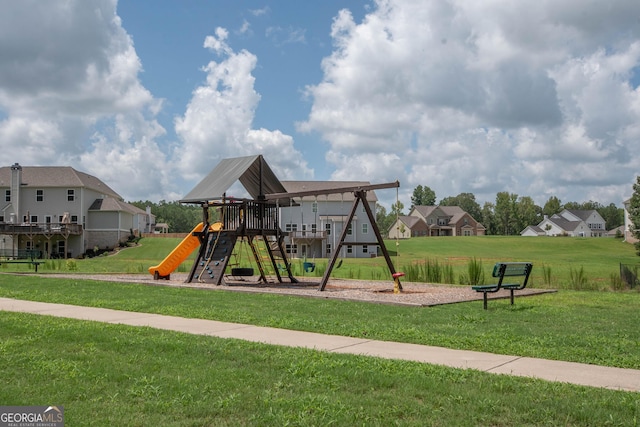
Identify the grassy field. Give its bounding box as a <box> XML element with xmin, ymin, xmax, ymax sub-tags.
<box><xmin>2</xmin><ymin>236</ymin><xmax>640</xmax><ymax>425</ymax></box>
<box><xmin>4</xmin><ymin>235</ymin><xmax>639</xmax><ymax>290</ymax></box>
<box><xmin>1</xmin><ymin>311</ymin><xmax>638</xmax><ymax>426</ymax></box>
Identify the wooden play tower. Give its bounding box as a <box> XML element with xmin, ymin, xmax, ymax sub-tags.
<box><xmin>179</xmin><ymin>155</ymin><xmax>402</xmax><ymax>290</ymax></box>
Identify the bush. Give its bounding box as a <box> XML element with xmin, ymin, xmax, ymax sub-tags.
<box><xmin>466</xmin><ymin>257</ymin><xmax>485</xmax><ymax>286</ymax></box>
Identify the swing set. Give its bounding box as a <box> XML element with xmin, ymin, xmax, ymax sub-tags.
<box><xmin>264</xmin><ymin>181</ymin><xmax>403</xmax><ymax>291</ymax></box>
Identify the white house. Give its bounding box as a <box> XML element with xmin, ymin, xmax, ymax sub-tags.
<box><xmin>0</xmin><ymin>163</ymin><xmax>154</xmax><ymax>258</ymax></box>
<box><xmin>279</xmin><ymin>181</ymin><xmax>378</xmax><ymax>259</ymax></box>
<box><xmin>521</xmin><ymin>209</ymin><xmax>606</xmax><ymax>237</ymax></box>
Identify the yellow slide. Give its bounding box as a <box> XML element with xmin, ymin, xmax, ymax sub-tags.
<box><xmin>149</xmin><ymin>222</ymin><xmax>222</xmax><ymax>279</ymax></box>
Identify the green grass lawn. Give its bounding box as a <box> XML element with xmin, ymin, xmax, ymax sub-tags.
<box><xmin>5</xmin><ymin>235</ymin><xmax>639</xmax><ymax>290</ymax></box>
<box><xmin>1</xmin><ymin>312</ymin><xmax>637</xmax><ymax>426</ymax></box>
<box><xmin>2</xmin><ymin>236</ymin><xmax>640</xmax><ymax>425</ymax></box>
<box><xmin>1</xmin><ymin>274</ymin><xmax>639</xmax><ymax>370</ymax></box>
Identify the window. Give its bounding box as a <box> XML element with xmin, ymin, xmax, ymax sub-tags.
<box><xmin>36</xmin><ymin>189</ymin><xmax>44</xmax><ymax>202</ymax></box>
<box><xmin>363</xmin><ymin>245</ymin><xmax>369</xmax><ymax>254</ymax></box>
<box><xmin>311</xmin><ymin>223</ymin><xmax>317</xmax><ymax>233</ymax></box>
<box><xmin>362</xmin><ymin>223</ymin><xmax>368</xmax><ymax>234</ymax></box>
<box><xmin>67</xmin><ymin>189</ymin><xmax>75</xmax><ymax>201</ymax></box>
<box><xmin>285</xmin><ymin>223</ymin><xmax>298</xmax><ymax>232</ymax></box>
<box><xmin>325</xmin><ymin>243</ymin><xmax>332</xmax><ymax>255</ymax></box>
<box><xmin>30</xmin><ymin>215</ymin><xmax>38</xmax><ymax>223</ymax></box>
<box><xmin>5</xmin><ymin>190</ymin><xmax>9</xmax><ymax>202</ymax></box>
<box><xmin>0</xmin><ymin>216</ymin><xmax>4</xmax><ymax>222</ymax></box>
<box><xmin>325</xmin><ymin>223</ymin><xmax>331</xmax><ymax>236</ymax></box>
<box><xmin>71</xmin><ymin>215</ymin><xmax>78</xmax><ymax>223</ymax></box>
<box><xmin>312</xmin><ymin>202</ymin><xmax>317</xmax><ymax>212</ymax></box>
<box><xmin>285</xmin><ymin>244</ymin><xmax>298</xmax><ymax>255</ymax></box>
<box><xmin>347</xmin><ymin>222</ymin><xmax>353</xmax><ymax>235</ymax></box>
<box><xmin>464</xmin><ymin>230</ymin><xmax>472</xmax><ymax>236</ymax></box>
<box><xmin>347</xmin><ymin>245</ymin><xmax>353</xmax><ymax>254</ymax></box>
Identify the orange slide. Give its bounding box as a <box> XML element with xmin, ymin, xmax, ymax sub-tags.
<box><xmin>149</xmin><ymin>222</ymin><xmax>221</xmax><ymax>279</ymax></box>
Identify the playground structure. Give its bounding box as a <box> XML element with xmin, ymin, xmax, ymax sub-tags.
<box><xmin>150</xmin><ymin>155</ymin><xmax>402</xmax><ymax>291</ymax></box>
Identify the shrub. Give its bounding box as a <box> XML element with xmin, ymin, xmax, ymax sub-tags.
<box><xmin>568</xmin><ymin>266</ymin><xmax>588</xmax><ymax>290</ymax></box>
<box><xmin>541</xmin><ymin>264</ymin><xmax>553</xmax><ymax>287</ymax></box>
<box><xmin>65</xmin><ymin>259</ymin><xmax>78</xmax><ymax>271</ymax></box>
<box><xmin>466</xmin><ymin>257</ymin><xmax>485</xmax><ymax>286</ymax></box>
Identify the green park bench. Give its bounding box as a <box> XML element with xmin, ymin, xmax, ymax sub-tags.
<box><xmin>472</xmin><ymin>262</ymin><xmax>533</xmax><ymax>309</ymax></box>
<box><xmin>0</xmin><ymin>259</ymin><xmax>44</xmax><ymax>272</ymax></box>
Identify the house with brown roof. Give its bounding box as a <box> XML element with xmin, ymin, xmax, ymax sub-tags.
<box><xmin>520</xmin><ymin>209</ymin><xmax>606</xmax><ymax>237</ymax></box>
<box><xmin>388</xmin><ymin>206</ymin><xmax>485</xmax><ymax>238</ymax></box>
<box><xmin>279</xmin><ymin>181</ymin><xmax>379</xmax><ymax>258</ymax></box>
<box><xmin>0</xmin><ymin>163</ymin><xmax>154</xmax><ymax>258</ymax></box>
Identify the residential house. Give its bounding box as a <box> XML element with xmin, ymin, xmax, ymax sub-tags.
<box><xmin>0</xmin><ymin>163</ymin><xmax>155</xmax><ymax>258</ymax></box>
<box><xmin>388</xmin><ymin>215</ymin><xmax>429</xmax><ymax>239</ymax></box>
<box><xmin>279</xmin><ymin>181</ymin><xmax>379</xmax><ymax>259</ymax></box>
<box><xmin>521</xmin><ymin>209</ymin><xmax>606</xmax><ymax>237</ymax></box>
<box><xmin>388</xmin><ymin>206</ymin><xmax>485</xmax><ymax>238</ymax></box>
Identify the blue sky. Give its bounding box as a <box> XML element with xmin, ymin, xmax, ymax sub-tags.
<box><xmin>1</xmin><ymin>0</ymin><xmax>640</xmax><ymax>209</ymax></box>
<box><xmin>116</xmin><ymin>0</ymin><xmax>368</xmax><ymax>180</ymax></box>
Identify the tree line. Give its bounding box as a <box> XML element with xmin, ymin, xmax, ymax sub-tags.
<box><xmin>131</xmin><ymin>184</ymin><xmax>625</xmax><ymax>237</ymax></box>
<box><xmin>375</xmin><ymin>184</ymin><xmax>624</xmax><ymax>237</ymax></box>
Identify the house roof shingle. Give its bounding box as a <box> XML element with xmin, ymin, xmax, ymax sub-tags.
<box><xmin>0</xmin><ymin>165</ymin><xmax>121</xmax><ymax>199</ymax></box>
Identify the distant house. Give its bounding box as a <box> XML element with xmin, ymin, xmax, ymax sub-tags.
<box><xmin>279</xmin><ymin>180</ymin><xmax>379</xmax><ymax>259</ymax></box>
<box><xmin>388</xmin><ymin>206</ymin><xmax>485</xmax><ymax>238</ymax></box>
<box><xmin>0</xmin><ymin>163</ymin><xmax>154</xmax><ymax>258</ymax></box>
<box><xmin>388</xmin><ymin>215</ymin><xmax>429</xmax><ymax>239</ymax></box>
<box><xmin>521</xmin><ymin>209</ymin><xmax>606</xmax><ymax>237</ymax></box>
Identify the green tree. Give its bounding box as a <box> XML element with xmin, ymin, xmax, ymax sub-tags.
<box><xmin>598</xmin><ymin>203</ymin><xmax>624</xmax><ymax>231</ymax></box>
<box><xmin>563</xmin><ymin>201</ymin><xmax>582</xmax><ymax>210</ymax></box>
<box><xmin>129</xmin><ymin>200</ymin><xmax>203</xmax><ymax>233</ymax></box>
<box><xmin>390</xmin><ymin>200</ymin><xmax>405</xmax><ymax>218</ymax></box>
<box><xmin>516</xmin><ymin>196</ymin><xmax>542</xmax><ymax>233</ymax></box>
<box><xmin>375</xmin><ymin>203</ymin><xmax>392</xmax><ymax>237</ymax></box>
<box><xmin>440</xmin><ymin>193</ymin><xmax>482</xmax><ymax>221</ymax></box>
<box><xmin>542</xmin><ymin>196</ymin><xmax>562</xmax><ymax>217</ymax></box>
<box><xmin>495</xmin><ymin>192</ymin><xmax>519</xmax><ymax>235</ymax></box>
<box><xmin>410</xmin><ymin>185</ymin><xmax>436</xmax><ymax>207</ymax></box>
<box><xmin>628</xmin><ymin>176</ymin><xmax>640</xmax><ymax>255</ymax></box>
<box><xmin>481</xmin><ymin>202</ymin><xmax>497</xmax><ymax>235</ymax></box>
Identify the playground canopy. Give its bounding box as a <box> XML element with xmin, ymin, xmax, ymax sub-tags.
<box><xmin>180</xmin><ymin>154</ymin><xmax>292</xmax><ymax>204</ymax></box>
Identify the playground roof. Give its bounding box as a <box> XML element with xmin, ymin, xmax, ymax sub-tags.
<box><xmin>180</xmin><ymin>155</ymin><xmax>290</xmax><ymax>204</ymax></box>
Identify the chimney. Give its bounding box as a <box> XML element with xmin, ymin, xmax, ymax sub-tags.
<box><xmin>10</xmin><ymin>163</ymin><xmax>21</xmax><ymax>222</ymax></box>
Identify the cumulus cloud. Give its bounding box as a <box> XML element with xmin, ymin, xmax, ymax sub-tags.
<box><xmin>0</xmin><ymin>0</ymin><xmax>168</xmax><ymax>201</ymax></box>
<box><xmin>174</xmin><ymin>27</ymin><xmax>312</xmax><ymax>183</ymax></box>
<box><xmin>299</xmin><ymin>0</ymin><xmax>640</xmax><ymax>206</ymax></box>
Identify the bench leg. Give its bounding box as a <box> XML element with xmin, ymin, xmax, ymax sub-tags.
<box><xmin>510</xmin><ymin>289</ymin><xmax>514</xmax><ymax>305</ymax></box>
<box><xmin>483</xmin><ymin>293</ymin><xmax>488</xmax><ymax>310</ymax></box>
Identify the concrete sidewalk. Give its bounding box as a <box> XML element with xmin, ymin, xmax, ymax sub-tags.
<box><xmin>1</xmin><ymin>297</ymin><xmax>638</xmax><ymax>392</ymax></box>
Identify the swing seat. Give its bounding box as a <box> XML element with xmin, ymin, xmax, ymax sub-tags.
<box><xmin>231</xmin><ymin>267</ymin><xmax>254</xmax><ymax>276</ymax></box>
<box><xmin>335</xmin><ymin>259</ymin><xmax>343</xmax><ymax>269</ymax></box>
<box><xmin>303</xmin><ymin>262</ymin><xmax>315</xmax><ymax>273</ymax></box>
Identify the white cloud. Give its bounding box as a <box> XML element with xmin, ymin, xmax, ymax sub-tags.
<box><xmin>174</xmin><ymin>27</ymin><xmax>312</xmax><ymax>183</ymax></box>
<box><xmin>299</xmin><ymin>0</ymin><xmax>640</xmax><ymax>206</ymax></box>
<box><xmin>0</xmin><ymin>0</ymin><xmax>169</xmax><ymax>201</ymax></box>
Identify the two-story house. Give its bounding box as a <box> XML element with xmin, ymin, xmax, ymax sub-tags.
<box><xmin>0</xmin><ymin>163</ymin><xmax>154</xmax><ymax>258</ymax></box>
<box><xmin>388</xmin><ymin>205</ymin><xmax>485</xmax><ymax>238</ymax></box>
<box><xmin>279</xmin><ymin>181</ymin><xmax>378</xmax><ymax>259</ymax></box>
<box><xmin>521</xmin><ymin>209</ymin><xmax>606</xmax><ymax>237</ymax></box>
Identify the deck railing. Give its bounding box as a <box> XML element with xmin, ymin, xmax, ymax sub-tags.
<box><xmin>0</xmin><ymin>222</ymin><xmax>83</xmax><ymax>235</ymax></box>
